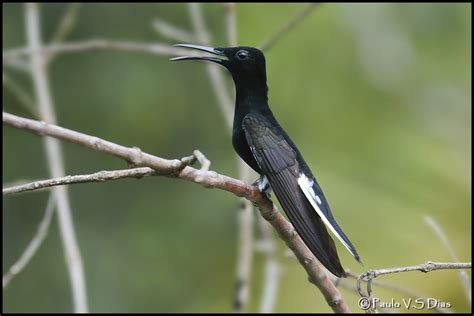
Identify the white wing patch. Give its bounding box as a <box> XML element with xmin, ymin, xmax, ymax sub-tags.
<box><xmin>315</xmin><ymin>194</ymin><xmax>322</xmax><ymax>205</ymax></box>
<box><xmin>297</xmin><ymin>173</ymin><xmax>355</xmax><ymax>257</ymax></box>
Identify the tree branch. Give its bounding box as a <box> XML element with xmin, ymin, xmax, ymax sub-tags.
<box><xmin>257</xmin><ymin>221</ymin><xmax>281</xmax><ymax>313</ymax></box>
<box><xmin>3</xmin><ymin>72</ymin><xmax>39</xmax><ymax>119</ymax></box>
<box><xmin>357</xmin><ymin>261</ymin><xmax>472</xmax><ymax>299</ymax></box>
<box><xmin>3</xmin><ymin>39</ymin><xmax>201</xmax><ymax>60</ymax></box>
<box><xmin>25</xmin><ymin>3</ymin><xmax>88</xmax><ymax>312</ymax></box>
<box><xmin>4</xmin><ymin>112</ymin><xmax>185</xmax><ymax>174</ymax></box>
<box><xmin>188</xmin><ymin>3</ymin><xmax>234</xmax><ymax>128</ymax></box>
<box><xmin>259</xmin><ymin>257</ymin><xmax>281</xmax><ymax>313</ymax></box>
<box><xmin>152</xmin><ymin>18</ymin><xmax>196</xmax><ymax>43</ymax></box>
<box><xmin>343</xmin><ymin>270</ymin><xmax>451</xmax><ymax>313</ymax></box>
<box><xmin>259</xmin><ymin>3</ymin><xmax>319</xmax><ymax>52</ymax></box>
<box><xmin>3</xmin><ymin>167</ymin><xmax>156</xmax><ymax>196</ymax></box>
<box><xmin>224</xmin><ymin>3</ymin><xmax>237</xmax><ymax>47</ymax></box>
<box><xmin>424</xmin><ymin>216</ymin><xmax>471</xmax><ymax>304</ymax></box>
<box><xmin>3</xmin><ymin>194</ymin><xmax>56</xmax><ymax>288</ymax></box>
<box><xmin>192</xmin><ymin>149</ymin><xmax>211</xmax><ymax>171</ymax></box>
<box><xmin>3</xmin><ymin>56</ymin><xmax>30</xmax><ymax>73</ymax></box>
<box><xmin>46</xmin><ymin>3</ymin><xmax>82</xmax><ymax>64</ymax></box>
<box><xmin>49</xmin><ymin>3</ymin><xmax>82</xmax><ymax>44</ymax></box>
<box><xmin>187</xmin><ymin>4</ymin><xmax>255</xmax><ymax>312</ymax></box>
<box><xmin>3</xmin><ymin>111</ymin><xmax>351</xmax><ymax>313</ymax></box>
<box><xmin>3</xmin><ymin>150</ymin><xmax>210</xmax><ymax>196</ymax></box>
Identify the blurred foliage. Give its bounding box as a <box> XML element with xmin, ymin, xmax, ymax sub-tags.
<box><xmin>3</xmin><ymin>3</ymin><xmax>471</xmax><ymax>313</ymax></box>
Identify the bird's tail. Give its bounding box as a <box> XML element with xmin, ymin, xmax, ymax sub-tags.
<box><xmin>270</xmin><ymin>171</ymin><xmax>346</xmax><ymax>277</ymax></box>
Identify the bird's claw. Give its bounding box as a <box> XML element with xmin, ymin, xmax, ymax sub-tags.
<box><xmin>253</xmin><ymin>176</ymin><xmax>271</xmax><ymax>201</ymax></box>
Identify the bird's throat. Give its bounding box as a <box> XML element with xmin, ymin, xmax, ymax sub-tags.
<box><xmin>234</xmin><ymin>81</ymin><xmax>268</xmax><ymax>111</ymax></box>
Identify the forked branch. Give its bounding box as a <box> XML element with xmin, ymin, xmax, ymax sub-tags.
<box><xmin>3</xmin><ymin>111</ymin><xmax>351</xmax><ymax>313</ymax></box>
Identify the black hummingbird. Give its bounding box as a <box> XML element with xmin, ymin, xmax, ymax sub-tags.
<box><xmin>172</xmin><ymin>44</ymin><xmax>360</xmax><ymax>277</ymax></box>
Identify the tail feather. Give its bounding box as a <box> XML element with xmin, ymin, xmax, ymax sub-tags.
<box><xmin>298</xmin><ymin>172</ymin><xmax>360</xmax><ymax>262</ymax></box>
<box><xmin>271</xmin><ymin>171</ymin><xmax>346</xmax><ymax>277</ymax></box>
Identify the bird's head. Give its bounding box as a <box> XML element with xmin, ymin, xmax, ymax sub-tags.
<box><xmin>171</xmin><ymin>44</ymin><xmax>267</xmax><ymax>86</ymax></box>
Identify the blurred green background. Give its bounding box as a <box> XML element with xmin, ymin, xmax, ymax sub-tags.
<box><xmin>3</xmin><ymin>3</ymin><xmax>471</xmax><ymax>313</ymax></box>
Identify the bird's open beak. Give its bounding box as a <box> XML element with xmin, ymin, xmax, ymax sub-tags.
<box><xmin>170</xmin><ymin>44</ymin><xmax>227</xmax><ymax>64</ymax></box>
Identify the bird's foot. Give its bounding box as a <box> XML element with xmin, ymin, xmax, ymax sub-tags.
<box><xmin>252</xmin><ymin>176</ymin><xmax>271</xmax><ymax>201</ymax></box>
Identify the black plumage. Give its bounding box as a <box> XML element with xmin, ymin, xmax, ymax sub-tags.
<box><xmin>172</xmin><ymin>44</ymin><xmax>360</xmax><ymax>277</ymax></box>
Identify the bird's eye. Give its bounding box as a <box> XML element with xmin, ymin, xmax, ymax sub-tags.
<box><xmin>236</xmin><ymin>50</ymin><xmax>249</xmax><ymax>60</ymax></box>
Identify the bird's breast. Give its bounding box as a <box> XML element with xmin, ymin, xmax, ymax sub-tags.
<box><xmin>232</xmin><ymin>125</ymin><xmax>261</xmax><ymax>173</ymax></box>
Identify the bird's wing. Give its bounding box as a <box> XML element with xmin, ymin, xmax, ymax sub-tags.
<box><xmin>242</xmin><ymin>112</ymin><xmax>347</xmax><ymax>277</ymax></box>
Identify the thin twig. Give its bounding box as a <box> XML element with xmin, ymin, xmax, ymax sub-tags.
<box><xmin>3</xmin><ymin>193</ymin><xmax>56</xmax><ymax>288</ymax></box>
<box><xmin>259</xmin><ymin>257</ymin><xmax>281</xmax><ymax>313</ymax></box>
<box><xmin>46</xmin><ymin>3</ymin><xmax>82</xmax><ymax>63</ymax></box>
<box><xmin>344</xmin><ymin>270</ymin><xmax>451</xmax><ymax>313</ymax></box>
<box><xmin>3</xmin><ymin>39</ymin><xmax>199</xmax><ymax>60</ymax></box>
<box><xmin>3</xmin><ymin>167</ymin><xmax>156</xmax><ymax>196</ymax></box>
<box><xmin>259</xmin><ymin>3</ymin><xmax>319</xmax><ymax>52</ymax></box>
<box><xmin>3</xmin><ymin>151</ymin><xmax>209</xmax><ymax>196</ymax></box>
<box><xmin>4</xmin><ymin>112</ymin><xmax>184</xmax><ymax>173</ymax></box>
<box><xmin>187</xmin><ymin>4</ymin><xmax>255</xmax><ymax>312</ymax></box>
<box><xmin>3</xmin><ymin>111</ymin><xmax>352</xmax><ymax>313</ymax></box>
<box><xmin>187</xmin><ymin>3</ymin><xmax>234</xmax><ymax>128</ymax></box>
<box><xmin>188</xmin><ymin>3</ymin><xmax>211</xmax><ymax>43</ymax></box>
<box><xmin>231</xmin><ymin>157</ymin><xmax>256</xmax><ymax>313</ymax></box>
<box><xmin>152</xmin><ymin>18</ymin><xmax>196</xmax><ymax>43</ymax></box>
<box><xmin>3</xmin><ymin>56</ymin><xmax>30</xmax><ymax>73</ymax></box>
<box><xmin>3</xmin><ymin>178</ymin><xmax>39</xmax><ymax>188</ymax></box>
<box><xmin>357</xmin><ymin>261</ymin><xmax>472</xmax><ymax>298</ymax></box>
<box><xmin>257</xmin><ymin>219</ymin><xmax>281</xmax><ymax>313</ymax></box>
<box><xmin>224</xmin><ymin>3</ymin><xmax>237</xmax><ymax>47</ymax></box>
<box><xmin>424</xmin><ymin>216</ymin><xmax>471</xmax><ymax>304</ymax></box>
<box><xmin>3</xmin><ymin>73</ymin><xmax>39</xmax><ymax>119</ymax></box>
<box><xmin>193</xmin><ymin>149</ymin><xmax>211</xmax><ymax>171</ymax></box>
<box><xmin>224</xmin><ymin>4</ymin><xmax>282</xmax><ymax>311</ymax></box>
<box><xmin>254</xmin><ymin>178</ymin><xmax>282</xmax><ymax>313</ymax></box>
<box><xmin>25</xmin><ymin>3</ymin><xmax>88</xmax><ymax>312</ymax></box>
<box><xmin>233</xmin><ymin>197</ymin><xmax>254</xmax><ymax>313</ymax></box>
<box><xmin>224</xmin><ymin>3</ymin><xmax>284</xmax><ymax>311</ymax></box>
<box><xmin>49</xmin><ymin>3</ymin><xmax>81</xmax><ymax>44</ymax></box>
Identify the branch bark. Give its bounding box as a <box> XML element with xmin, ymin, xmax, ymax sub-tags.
<box><xmin>3</xmin><ymin>39</ymin><xmax>201</xmax><ymax>60</ymax></box>
<box><xmin>188</xmin><ymin>3</ymin><xmax>234</xmax><ymax>128</ymax></box>
<box><xmin>3</xmin><ymin>150</ymin><xmax>210</xmax><ymax>196</ymax></box>
<box><xmin>3</xmin><ymin>111</ymin><xmax>351</xmax><ymax>313</ymax></box>
<box><xmin>152</xmin><ymin>18</ymin><xmax>196</xmax><ymax>43</ymax></box>
<box><xmin>343</xmin><ymin>270</ymin><xmax>451</xmax><ymax>313</ymax></box>
<box><xmin>3</xmin><ymin>167</ymin><xmax>157</xmax><ymax>196</ymax></box>
<box><xmin>257</xmin><ymin>224</ymin><xmax>281</xmax><ymax>313</ymax></box>
<box><xmin>259</xmin><ymin>3</ymin><xmax>319</xmax><ymax>51</ymax></box>
<box><xmin>46</xmin><ymin>3</ymin><xmax>82</xmax><ymax>64</ymax></box>
<box><xmin>49</xmin><ymin>3</ymin><xmax>81</xmax><ymax>44</ymax></box>
<box><xmin>187</xmin><ymin>4</ymin><xmax>254</xmax><ymax>312</ymax></box>
<box><xmin>24</xmin><ymin>3</ymin><xmax>88</xmax><ymax>312</ymax></box>
<box><xmin>224</xmin><ymin>3</ymin><xmax>237</xmax><ymax>47</ymax></box>
<box><xmin>3</xmin><ymin>73</ymin><xmax>39</xmax><ymax>119</ymax></box>
<box><xmin>357</xmin><ymin>261</ymin><xmax>472</xmax><ymax>298</ymax></box>
<box><xmin>3</xmin><ymin>194</ymin><xmax>56</xmax><ymax>288</ymax></box>
<box><xmin>424</xmin><ymin>216</ymin><xmax>471</xmax><ymax>304</ymax></box>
